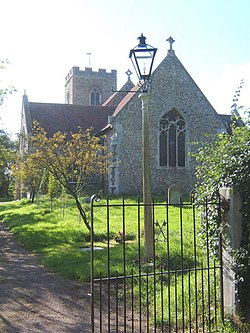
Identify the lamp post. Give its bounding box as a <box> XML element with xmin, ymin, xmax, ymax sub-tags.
<box><xmin>129</xmin><ymin>34</ymin><xmax>157</xmax><ymax>259</ymax></box>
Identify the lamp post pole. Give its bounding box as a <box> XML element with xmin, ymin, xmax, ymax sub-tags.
<box><xmin>139</xmin><ymin>90</ymin><xmax>154</xmax><ymax>259</ymax></box>
<box><xmin>129</xmin><ymin>34</ymin><xmax>157</xmax><ymax>260</ymax></box>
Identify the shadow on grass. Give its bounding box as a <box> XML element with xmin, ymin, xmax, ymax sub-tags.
<box><xmin>0</xmin><ymin>211</ymin><xmax>42</xmax><ymax>228</ymax></box>
<box><xmin>0</xmin><ymin>202</ymin><xmax>22</xmax><ymax>213</ymax></box>
<box><xmin>0</xmin><ymin>202</ymin><xmax>91</xmax><ymax>253</ymax></box>
<box><xmin>0</xmin><ymin>199</ymin><xmax>207</xmax><ymax>285</ymax></box>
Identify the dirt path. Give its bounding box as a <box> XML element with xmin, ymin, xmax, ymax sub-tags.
<box><xmin>0</xmin><ymin>222</ymin><xmax>93</xmax><ymax>333</ymax></box>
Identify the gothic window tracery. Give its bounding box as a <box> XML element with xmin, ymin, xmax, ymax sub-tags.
<box><xmin>89</xmin><ymin>87</ymin><xmax>101</xmax><ymax>106</ymax></box>
<box><xmin>159</xmin><ymin>109</ymin><xmax>186</xmax><ymax>167</ymax></box>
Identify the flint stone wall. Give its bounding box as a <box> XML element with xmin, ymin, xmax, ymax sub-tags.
<box><xmin>65</xmin><ymin>67</ymin><xmax>117</xmax><ymax>105</ymax></box>
<box><xmin>107</xmin><ymin>51</ymin><xmax>227</xmax><ymax>195</ymax></box>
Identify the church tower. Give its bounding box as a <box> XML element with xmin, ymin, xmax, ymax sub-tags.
<box><xmin>65</xmin><ymin>66</ymin><xmax>117</xmax><ymax>105</ymax></box>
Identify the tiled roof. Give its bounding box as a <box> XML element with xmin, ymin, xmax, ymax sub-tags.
<box><xmin>218</xmin><ymin>114</ymin><xmax>232</xmax><ymax>124</ymax></box>
<box><xmin>112</xmin><ymin>84</ymin><xmax>140</xmax><ymax>117</ymax></box>
<box><xmin>29</xmin><ymin>102</ymin><xmax>115</xmax><ymax>137</ymax></box>
<box><xmin>218</xmin><ymin>114</ymin><xmax>232</xmax><ymax>131</ymax></box>
<box><xmin>102</xmin><ymin>79</ymin><xmax>135</xmax><ymax>108</ymax></box>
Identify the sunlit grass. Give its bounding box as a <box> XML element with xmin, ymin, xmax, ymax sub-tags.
<box><xmin>0</xmin><ymin>196</ymin><xmax>202</xmax><ymax>281</ymax></box>
<box><xmin>0</xmin><ymin>196</ymin><xmax>248</xmax><ymax>332</ymax></box>
<box><xmin>0</xmin><ymin>197</ymin><xmax>91</xmax><ymax>280</ymax></box>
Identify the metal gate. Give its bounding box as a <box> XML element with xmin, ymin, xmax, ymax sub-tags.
<box><xmin>90</xmin><ymin>195</ymin><xmax>224</xmax><ymax>333</ymax></box>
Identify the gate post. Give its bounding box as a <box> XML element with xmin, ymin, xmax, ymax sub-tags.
<box><xmin>90</xmin><ymin>193</ymin><xmax>101</xmax><ymax>333</ymax></box>
<box><xmin>219</xmin><ymin>188</ymin><xmax>243</xmax><ymax>316</ymax></box>
<box><xmin>90</xmin><ymin>194</ymin><xmax>95</xmax><ymax>333</ymax></box>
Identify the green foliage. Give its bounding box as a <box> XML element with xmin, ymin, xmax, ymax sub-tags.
<box><xmin>221</xmin><ymin>317</ymin><xmax>250</xmax><ymax>333</ymax></box>
<box><xmin>16</xmin><ymin>122</ymin><xmax>110</xmax><ymax>229</ymax></box>
<box><xmin>195</xmin><ymin>122</ymin><xmax>250</xmax><ymax>202</ymax></box>
<box><xmin>0</xmin><ymin>60</ymin><xmax>18</xmax><ymax>198</ymax></box>
<box><xmin>48</xmin><ymin>174</ymin><xmax>61</xmax><ymax>199</ymax></box>
<box><xmin>14</xmin><ymin>153</ymin><xmax>45</xmax><ymax>202</ymax></box>
<box><xmin>47</xmin><ymin>174</ymin><xmax>62</xmax><ymax>211</ymax></box>
<box><xmin>0</xmin><ymin>59</ymin><xmax>16</xmax><ymax>106</ymax></box>
<box><xmin>0</xmin><ymin>129</ymin><xmax>18</xmax><ymax>197</ymax></box>
<box><xmin>31</xmin><ymin>122</ymin><xmax>108</xmax><ymax>196</ymax></box>
<box><xmin>194</xmin><ymin>118</ymin><xmax>250</xmax><ymax>317</ymax></box>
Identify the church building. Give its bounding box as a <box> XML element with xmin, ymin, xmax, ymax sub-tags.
<box><xmin>20</xmin><ymin>38</ymin><xmax>231</xmax><ymax>199</ymax></box>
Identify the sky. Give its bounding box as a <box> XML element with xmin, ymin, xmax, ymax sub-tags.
<box><xmin>1</xmin><ymin>0</ymin><xmax>250</xmax><ymax>137</ymax></box>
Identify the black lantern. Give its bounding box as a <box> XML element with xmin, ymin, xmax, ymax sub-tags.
<box><xmin>129</xmin><ymin>33</ymin><xmax>157</xmax><ymax>81</ymax></box>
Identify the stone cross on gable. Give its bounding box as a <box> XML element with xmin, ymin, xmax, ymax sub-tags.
<box><xmin>167</xmin><ymin>36</ymin><xmax>175</xmax><ymax>50</ymax></box>
<box><xmin>125</xmin><ymin>69</ymin><xmax>132</xmax><ymax>80</ymax></box>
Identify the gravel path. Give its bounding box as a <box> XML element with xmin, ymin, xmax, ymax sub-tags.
<box><xmin>0</xmin><ymin>222</ymin><xmax>93</xmax><ymax>333</ymax></box>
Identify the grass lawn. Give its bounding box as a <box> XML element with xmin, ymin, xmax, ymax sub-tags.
<box><xmin>0</xmin><ymin>196</ymin><xmax>202</xmax><ymax>281</ymax></box>
<box><xmin>0</xmin><ymin>196</ymin><xmax>249</xmax><ymax>332</ymax></box>
<box><xmin>0</xmin><ymin>197</ymin><xmax>91</xmax><ymax>280</ymax></box>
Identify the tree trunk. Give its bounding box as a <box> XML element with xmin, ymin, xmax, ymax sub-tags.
<box><xmin>74</xmin><ymin>195</ymin><xmax>91</xmax><ymax>231</ymax></box>
<box><xmin>31</xmin><ymin>187</ymin><xmax>36</xmax><ymax>203</ymax></box>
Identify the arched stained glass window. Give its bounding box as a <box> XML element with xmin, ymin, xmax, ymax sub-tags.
<box><xmin>159</xmin><ymin>109</ymin><xmax>186</xmax><ymax>167</ymax></box>
<box><xmin>89</xmin><ymin>87</ymin><xmax>101</xmax><ymax>106</ymax></box>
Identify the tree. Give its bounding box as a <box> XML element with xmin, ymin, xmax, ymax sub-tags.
<box><xmin>0</xmin><ymin>129</ymin><xmax>17</xmax><ymax>197</ymax></box>
<box><xmin>48</xmin><ymin>173</ymin><xmax>62</xmax><ymax>211</ymax></box>
<box><xmin>14</xmin><ymin>153</ymin><xmax>45</xmax><ymax>202</ymax></box>
<box><xmin>194</xmin><ymin>116</ymin><xmax>250</xmax><ymax>316</ymax></box>
<box><xmin>0</xmin><ymin>59</ymin><xmax>16</xmax><ymax>106</ymax></box>
<box><xmin>0</xmin><ymin>59</ymin><xmax>18</xmax><ymax>198</ymax></box>
<box><xmin>194</xmin><ymin>118</ymin><xmax>249</xmax><ymax>213</ymax></box>
<box><xmin>20</xmin><ymin>122</ymin><xmax>109</xmax><ymax>230</ymax></box>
